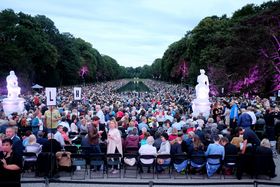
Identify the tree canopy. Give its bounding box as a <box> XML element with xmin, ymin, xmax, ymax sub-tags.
<box><xmin>0</xmin><ymin>9</ymin><xmax>126</xmax><ymax>88</ymax></box>
<box><xmin>149</xmin><ymin>0</ymin><xmax>280</xmax><ymax>96</ymax></box>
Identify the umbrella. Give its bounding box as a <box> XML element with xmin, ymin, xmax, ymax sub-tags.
<box><xmin>31</xmin><ymin>84</ymin><xmax>43</xmax><ymax>89</ymax></box>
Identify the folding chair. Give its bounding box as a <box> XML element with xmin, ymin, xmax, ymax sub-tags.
<box><xmin>106</xmin><ymin>153</ymin><xmax>122</xmax><ymax>178</ymax></box>
<box><xmin>156</xmin><ymin>154</ymin><xmax>172</xmax><ymax>179</ymax></box>
<box><xmin>123</xmin><ymin>152</ymin><xmax>138</xmax><ymax>178</ymax></box>
<box><xmin>71</xmin><ymin>153</ymin><xmax>87</xmax><ymax>180</ymax></box>
<box><xmin>22</xmin><ymin>152</ymin><xmax>37</xmax><ymax>177</ymax></box>
<box><xmin>89</xmin><ymin>153</ymin><xmax>105</xmax><ymax>178</ymax></box>
<box><xmin>125</xmin><ymin>146</ymin><xmax>139</xmax><ymax>154</ymax></box>
<box><xmin>64</xmin><ymin>145</ymin><xmax>78</xmax><ymax>153</ymax></box>
<box><xmin>223</xmin><ymin>154</ymin><xmax>238</xmax><ymax>179</ymax></box>
<box><xmin>206</xmin><ymin>154</ymin><xmax>223</xmax><ymax>179</ymax></box>
<box><xmin>139</xmin><ymin>155</ymin><xmax>156</xmax><ymax>179</ymax></box>
<box><xmin>189</xmin><ymin>154</ymin><xmax>206</xmax><ymax>179</ymax></box>
<box><xmin>172</xmin><ymin>153</ymin><xmax>188</xmax><ymax>179</ymax></box>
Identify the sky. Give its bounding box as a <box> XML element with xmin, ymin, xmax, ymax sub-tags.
<box><xmin>0</xmin><ymin>0</ymin><xmax>269</xmax><ymax>67</ymax></box>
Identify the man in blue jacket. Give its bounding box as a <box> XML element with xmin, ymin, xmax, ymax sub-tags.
<box><xmin>238</xmin><ymin>108</ymin><xmax>253</xmax><ymax>128</ymax></box>
<box><xmin>229</xmin><ymin>100</ymin><xmax>239</xmax><ymax>131</ymax></box>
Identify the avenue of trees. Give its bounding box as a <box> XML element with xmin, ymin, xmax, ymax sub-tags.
<box><xmin>148</xmin><ymin>0</ymin><xmax>280</xmax><ymax>96</ymax></box>
<box><xmin>0</xmin><ymin>1</ymin><xmax>279</xmax><ymax>96</ymax></box>
<box><xmin>0</xmin><ymin>9</ymin><xmax>127</xmax><ymax>87</ymax></box>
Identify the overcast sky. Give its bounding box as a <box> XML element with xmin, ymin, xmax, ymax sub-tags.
<box><xmin>0</xmin><ymin>0</ymin><xmax>269</xmax><ymax>67</ymax></box>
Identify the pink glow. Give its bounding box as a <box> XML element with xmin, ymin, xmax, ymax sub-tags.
<box><xmin>79</xmin><ymin>65</ymin><xmax>89</xmax><ymax>78</ymax></box>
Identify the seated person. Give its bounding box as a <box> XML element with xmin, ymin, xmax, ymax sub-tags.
<box><xmin>157</xmin><ymin>132</ymin><xmax>171</xmax><ymax>173</ymax></box>
<box><xmin>220</xmin><ymin>137</ymin><xmax>238</xmax><ymax>175</ymax></box>
<box><xmin>255</xmin><ymin>138</ymin><xmax>277</xmax><ymax>178</ymax></box>
<box><xmin>138</xmin><ymin>136</ymin><xmax>157</xmax><ymax>173</ymax></box>
<box><xmin>124</xmin><ymin>128</ymin><xmax>139</xmax><ymax>150</ymax></box>
<box><xmin>171</xmin><ymin>136</ymin><xmax>187</xmax><ymax>174</ymax></box>
<box><xmin>140</xmin><ymin>132</ymin><xmax>150</xmax><ymax>146</ymax></box>
<box><xmin>42</xmin><ymin>133</ymin><xmax>62</xmax><ymax>154</ymax></box>
<box><xmin>189</xmin><ymin>135</ymin><xmax>205</xmax><ymax>170</ymax></box>
<box><xmin>205</xmin><ymin>135</ymin><xmax>225</xmax><ymax>177</ymax></box>
<box><xmin>61</xmin><ymin>127</ymin><xmax>71</xmax><ymax>145</ymax></box>
<box><xmin>25</xmin><ymin>134</ymin><xmax>42</xmax><ymax>162</ymax></box>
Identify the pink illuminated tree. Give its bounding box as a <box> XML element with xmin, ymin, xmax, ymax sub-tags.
<box><xmin>79</xmin><ymin>65</ymin><xmax>89</xmax><ymax>79</ymax></box>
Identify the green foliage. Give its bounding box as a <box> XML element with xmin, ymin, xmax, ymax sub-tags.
<box><xmin>150</xmin><ymin>0</ymin><xmax>280</xmax><ymax>95</ymax></box>
<box><xmin>0</xmin><ymin>9</ymin><xmax>124</xmax><ymax>87</ymax></box>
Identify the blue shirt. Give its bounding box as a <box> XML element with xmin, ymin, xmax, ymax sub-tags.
<box><xmin>230</xmin><ymin>104</ymin><xmax>239</xmax><ymax>120</ymax></box>
<box><xmin>205</xmin><ymin>143</ymin><xmax>225</xmax><ymax>161</ymax></box>
<box><xmin>238</xmin><ymin>113</ymin><xmax>252</xmax><ymax>128</ymax></box>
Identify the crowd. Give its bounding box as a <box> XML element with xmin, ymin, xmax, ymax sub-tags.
<box><xmin>0</xmin><ymin>79</ymin><xmax>279</xmax><ymax>185</ymax></box>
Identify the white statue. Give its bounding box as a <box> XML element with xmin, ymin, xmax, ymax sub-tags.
<box><xmin>192</xmin><ymin>69</ymin><xmax>211</xmax><ymax>118</ymax></box>
<box><xmin>3</xmin><ymin>70</ymin><xmax>25</xmax><ymax>116</ymax></box>
<box><xmin>6</xmin><ymin>71</ymin><xmax>21</xmax><ymax>99</ymax></box>
<box><xmin>195</xmin><ymin>69</ymin><xmax>209</xmax><ymax>100</ymax></box>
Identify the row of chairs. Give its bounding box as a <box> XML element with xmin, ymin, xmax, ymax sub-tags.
<box><xmin>69</xmin><ymin>151</ymin><xmax>237</xmax><ymax>180</ymax></box>
<box><xmin>21</xmin><ymin>146</ymin><xmax>237</xmax><ymax>179</ymax></box>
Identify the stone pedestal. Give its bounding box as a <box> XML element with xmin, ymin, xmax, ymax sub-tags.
<box><xmin>192</xmin><ymin>98</ymin><xmax>211</xmax><ymax>118</ymax></box>
<box><xmin>2</xmin><ymin>98</ymin><xmax>25</xmax><ymax>116</ymax></box>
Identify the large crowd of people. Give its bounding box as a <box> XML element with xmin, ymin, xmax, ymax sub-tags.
<box><xmin>0</xmin><ymin>79</ymin><xmax>279</xmax><ymax>185</ymax></box>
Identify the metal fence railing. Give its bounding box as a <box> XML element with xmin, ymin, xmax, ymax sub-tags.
<box><xmin>17</xmin><ymin>180</ymin><xmax>280</xmax><ymax>187</ymax></box>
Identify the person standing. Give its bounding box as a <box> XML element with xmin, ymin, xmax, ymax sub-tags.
<box><xmin>96</xmin><ymin>105</ymin><xmax>106</xmax><ymax>125</ymax></box>
<box><xmin>229</xmin><ymin>100</ymin><xmax>239</xmax><ymax>131</ymax></box>
<box><xmin>237</xmin><ymin>108</ymin><xmax>252</xmax><ymax>128</ymax></box>
<box><xmin>107</xmin><ymin>120</ymin><xmax>122</xmax><ymax>174</ymax></box>
<box><xmin>44</xmin><ymin>106</ymin><xmax>61</xmax><ymax>134</ymax></box>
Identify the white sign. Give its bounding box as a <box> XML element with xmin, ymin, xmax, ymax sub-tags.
<box><xmin>74</xmin><ymin>87</ymin><xmax>82</xmax><ymax>100</ymax></box>
<box><xmin>46</xmin><ymin>87</ymin><xmax>56</xmax><ymax>106</ymax></box>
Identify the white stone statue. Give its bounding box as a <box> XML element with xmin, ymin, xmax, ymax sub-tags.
<box><xmin>6</xmin><ymin>71</ymin><xmax>21</xmax><ymax>99</ymax></box>
<box><xmin>3</xmin><ymin>71</ymin><xmax>25</xmax><ymax>116</ymax></box>
<box><xmin>195</xmin><ymin>69</ymin><xmax>209</xmax><ymax>100</ymax></box>
<box><xmin>192</xmin><ymin>69</ymin><xmax>210</xmax><ymax>118</ymax></box>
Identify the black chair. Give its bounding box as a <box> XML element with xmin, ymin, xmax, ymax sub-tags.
<box><xmin>64</xmin><ymin>145</ymin><xmax>78</xmax><ymax>153</ymax></box>
<box><xmin>79</xmin><ymin>146</ymin><xmax>93</xmax><ymax>154</ymax></box>
<box><xmin>71</xmin><ymin>153</ymin><xmax>87</xmax><ymax>180</ymax></box>
<box><xmin>106</xmin><ymin>153</ymin><xmax>122</xmax><ymax>178</ymax></box>
<box><xmin>254</xmin><ymin>123</ymin><xmax>265</xmax><ymax>139</ymax></box>
<box><xmin>125</xmin><ymin>146</ymin><xmax>139</xmax><ymax>154</ymax></box>
<box><xmin>22</xmin><ymin>152</ymin><xmax>38</xmax><ymax>177</ymax></box>
<box><xmin>139</xmin><ymin>155</ymin><xmax>156</xmax><ymax>179</ymax></box>
<box><xmin>172</xmin><ymin>153</ymin><xmax>188</xmax><ymax>179</ymax></box>
<box><xmin>189</xmin><ymin>154</ymin><xmax>206</xmax><ymax>179</ymax></box>
<box><xmin>254</xmin><ymin>154</ymin><xmax>274</xmax><ymax>180</ymax></box>
<box><xmin>156</xmin><ymin>154</ymin><xmax>172</xmax><ymax>179</ymax></box>
<box><xmin>123</xmin><ymin>152</ymin><xmax>138</xmax><ymax>178</ymax></box>
<box><xmin>100</xmin><ymin>143</ymin><xmax>107</xmax><ymax>153</ymax></box>
<box><xmin>89</xmin><ymin>153</ymin><xmax>105</xmax><ymax>178</ymax></box>
<box><xmin>223</xmin><ymin>154</ymin><xmax>238</xmax><ymax>179</ymax></box>
<box><xmin>69</xmin><ymin>132</ymin><xmax>78</xmax><ymax>139</ymax></box>
<box><xmin>80</xmin><ymin>132</ymin><xmax>88</xmax><ymax>137</ymax></box>
<box><xmin>206</xmin><ymin>154</ymin><xmax>223</xmax><ymax>179</ymax></box>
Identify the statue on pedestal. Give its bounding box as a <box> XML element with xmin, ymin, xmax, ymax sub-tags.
<box><xmin>6</xmin><ymin>71</ymin><xmax>21</xmax><ymax>99</ymax></box>
<box><xmin>3</xmin><ymin>71</ymin><xmax>25</xmax><ymax>116</ymax></box>
<box><xmin>195</xmin><ymin>69</ymin><xmax>209</xmax><ymax>100</ymax></box>
<box><xmin>192</xmin><ymin>69</ymin><xmax>211</xmax><ymax>118</ymax></box>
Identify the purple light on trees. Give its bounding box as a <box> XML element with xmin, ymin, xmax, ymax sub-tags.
<box><xmin>180</xmin><ymin>61</ymin><xmax>188</xmax><ymax>78</ymax></box>
<box><xmin>79</xmin><ymin>65</ymin><xmax>89</xmax><ymax>78</ymax></box>
<box><xmin>229</xmin><ymin>65</ymin><xmax>262</xmax><ymax>95</ymax></box>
